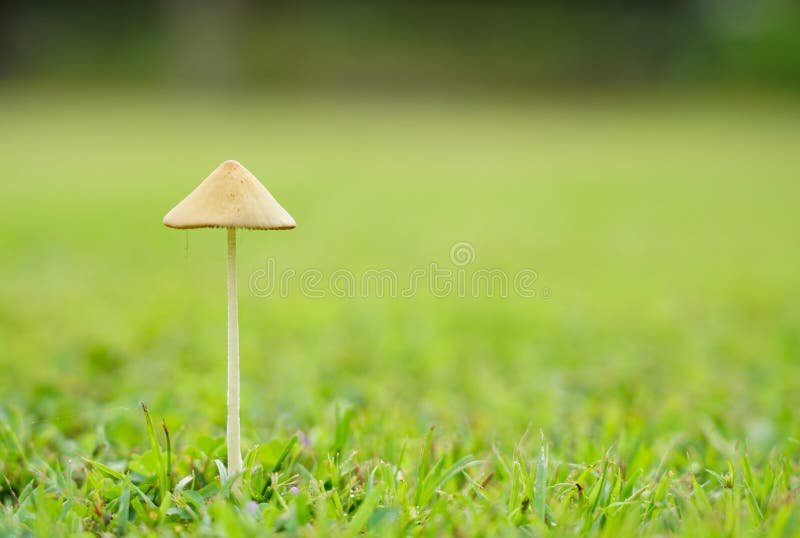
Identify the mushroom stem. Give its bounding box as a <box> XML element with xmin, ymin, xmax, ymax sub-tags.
<box><xmin>226</xmin><ymin>227</ymin><xmax>242</xmax><ymax>474</ymax></box>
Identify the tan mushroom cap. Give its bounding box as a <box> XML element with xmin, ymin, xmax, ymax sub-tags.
<box><xmin>163</xmin><ymin>160</ymin><xmax>296</xmax><ymax>230</ymax></box>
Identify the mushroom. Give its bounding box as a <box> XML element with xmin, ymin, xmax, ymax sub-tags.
<box><xmin>163</xmin><ymin>160</ymin><xmax>295</xmax><ymax>474</ymax></box>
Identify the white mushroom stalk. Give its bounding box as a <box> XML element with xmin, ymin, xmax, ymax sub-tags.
<box><xmin>163</xmin><ymin>160</ymin><xmax>296</xmax><ymax>474</ymax></box>
<box><xmin>227</xmin><ymin>227</ymin><xmax>241</xmax><ymax>473</ymax></box>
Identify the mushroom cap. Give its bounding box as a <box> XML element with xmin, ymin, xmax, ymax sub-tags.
<box><xmin>163</xmin><ymin>160</ymin><xmax>296</xmax><ymax>230</ymax></box>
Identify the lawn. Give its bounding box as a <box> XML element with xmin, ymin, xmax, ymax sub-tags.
<box><xmin>1</xmin><ymin>87</ymin><xmax>799</xmax><ymax>536</ymax></box>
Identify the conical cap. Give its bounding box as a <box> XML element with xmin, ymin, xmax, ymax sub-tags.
<box><xmin>163</xmin><ymin>160</ymin><xmax>296</xmax><ymax>230</ymax></box>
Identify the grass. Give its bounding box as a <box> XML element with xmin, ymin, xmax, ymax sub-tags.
<box><xmin>1</xmin><ymin>87</ymin><xmax>799</xmax><ymax>536</ymax></box>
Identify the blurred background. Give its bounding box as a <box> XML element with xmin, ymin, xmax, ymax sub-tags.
<box><xmin>1</xmin><ymin>0</ymin><xmax>799</xmax><ymax>466</ymax></box>
<box><xmin>2</xmin><ymin>1</ymin><xmax>800</xmax><ymax>92</ymax></box>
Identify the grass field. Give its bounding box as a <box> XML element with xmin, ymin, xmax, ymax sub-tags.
<box><xmin>1</xmin><ymin>88</ymin><xmax>800</xmax><ymax>536</ymax></box>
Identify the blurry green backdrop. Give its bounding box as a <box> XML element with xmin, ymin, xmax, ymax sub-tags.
<box><xmin>1</xmin><ymin>1</ymin><xmax>799</xmax><ymax>535</ymax></box>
